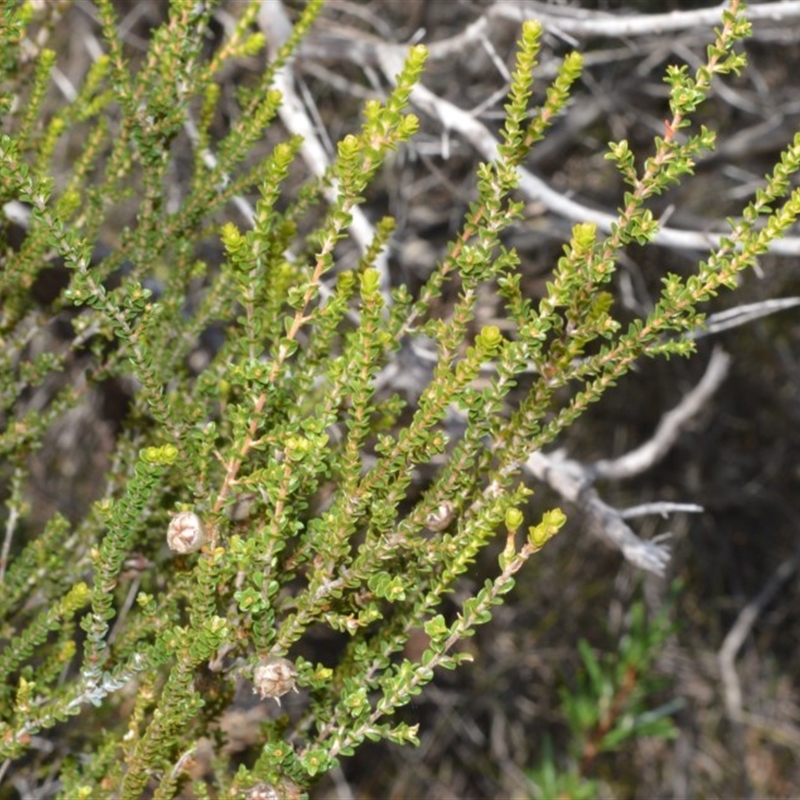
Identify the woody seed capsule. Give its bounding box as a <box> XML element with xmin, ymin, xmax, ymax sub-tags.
<box><xmin>253</xmin><ymin>656</ymin><xmax>298</xmax><ymax>705</ymax></box>
<box><xmin>248</xmin><ymin>784</ymin><xmax>280</xmax><ymax>800</ymax></box>
<box><xmin>426</xmin><ymin>501</ymin><xmax>455</xmax><ymax>531</ymax></box>
<box><xmin>166</xmin><ymin>511</ymin><xmax>206</xmax><ymax>554</ymax></box>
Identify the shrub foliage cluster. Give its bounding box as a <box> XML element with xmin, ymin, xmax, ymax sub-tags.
<box><xmin>1</xmin><ymin>1</ymin><xmax>799</xmax><ymax>797</ymax></box>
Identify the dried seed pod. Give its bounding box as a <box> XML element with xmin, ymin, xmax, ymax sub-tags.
<box><xmin>253</xmin><ymin>656</ymin><xmax>298</xmax><ymax>705</ymax></box>
<box><xmin>426</xmin><ymin>501</ymin><xmax>455</xmax><ymax>531</ymax></box>
<box><xmin>248</xmin><ymin>784</ymin><xmax>280</xmax><ymax>800</ymax></box>
<box><xmin>249</xmin><ymin>780</ymin><xmax>302</xmax><ymax>800</ymax></box>
<box><xmin>166</xmin><ymin>511</ymin><xmax>206</xmax><ymax>554</ymax></box>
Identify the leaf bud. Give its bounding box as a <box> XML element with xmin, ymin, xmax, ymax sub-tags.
<box><xmin>504</xmin><ymin>508</ymin><xmax>524</xmax><ymax>531</ymax></box>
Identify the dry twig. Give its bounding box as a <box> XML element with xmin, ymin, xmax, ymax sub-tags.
<box><xmin>526</xmin><ymin>349</ymin><xmax>731</xmax><ymax>574</ymax></box>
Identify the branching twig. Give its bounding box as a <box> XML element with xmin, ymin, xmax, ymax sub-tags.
<box><xmin>593</xmin><ymin>348</ymin><xmax>731</xmax><ymax>481</ymax></box>
<box><xmin>619</xmin><ymin>501</ymin><xmax>703</xmax><ymax>519</ymax></box>
<box><xmin>298</xmin><ymin>8</ymin><xmax>800</xmax><ymax>257</ymax></box>
<box><xmin>526</xmin><ymin>348</ymin><xmax>732</xmax><ymax>574</ymax></box>
<box><xmin>298</xmin><ymin>2</ymin><xmax>800</xmax><ymax>64</ymax></box>
<box><xmin>490</xmin><ymin>0</ymin><xmax>800</xmax><ymax>39</ymax></box>
<box><xmin>692</xmin><ymin>297</ymin><xmax>800</xmax><ymax>339</ymax></box>
<box><xmin>718</xmin><ymin>554</ymin><xmax>799</xmax><ymax>722</ymax></box>
<box><xmin>526</xmin><ymin>449</ymin><xmax>672</xmax><ymax>575</ymax></box>
<box><xmin>391</xmin><ymin>71</ymin><xmax>800</xmax><ymax>256</ymax></box>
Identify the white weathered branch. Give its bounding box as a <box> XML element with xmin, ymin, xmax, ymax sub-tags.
<box><xmin>525</xmin><ymin>449</ymin><xmax>672</xmax><ymax>575</ymax></box>
<box><xmin>525</xmin><ymin>348</ymin><xmax>733</xmax><ymax>574</ymax></box>
<box><xmin>692</xmin><ymin>297</ymin><xmax>800</xmax><ymax>339</ymax></box>
<box><xmin>489</xmin><ymin>1</ymin><xmax>800</xmax><ymax>39</ymax></box>
<box><xmin>296</xmin><ymin>4</ymin><xmax>800</xmax><ymax>257</ymax></box>
<box><xmin>593</xmin><ymin>348</ymin><xmax>731</xmax><ymax>481</ymax></box>
<box><xmin>256</xmin><ymin>0</ymin><xmax>391</xmax><ymax>296</ymax></box>
<box><xmin>374</xmin><ymin>49</ymin><xmax>800</xmax><ymax>256</ymax></box>
<box><xmin>718</xmin><ymin>554</ymin><xmax>799</xmax><ymax>722</ymax></box>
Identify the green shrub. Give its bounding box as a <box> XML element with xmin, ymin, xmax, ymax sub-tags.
<box><xmin>1</xmin><ymin>1</ymin><xmax>797</xmax><ymax>797</ymax></box>
<box><xmin>526</xmin><ymin>593</ymin><xmax>682</xmax><ymax>799</ymax></box>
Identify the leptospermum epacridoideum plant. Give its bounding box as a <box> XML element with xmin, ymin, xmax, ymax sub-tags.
<box><xmin>1</xmin><ymin>0</ymin><xmax>799</xmax><ymax>796</ymax></box>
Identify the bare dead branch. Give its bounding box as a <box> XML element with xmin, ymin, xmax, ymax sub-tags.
<box><xmin>692</xmin><ymin>297</ymin><xmax>800</xmax><ymax>339</ymax></box>
<box><xmin>296</xmin><ymin>7</ymin><xmax>800</xmax><ymax>257</ymax></box>
<box><xmin>718</xmin><ymin>554</ymin><xmax>799</xmax><ymax>722</ymax></box>
<box><xmin>619</xmin><ymin>501</ymin><xmax>703</xmax><ymax>519</ymax></box>
<box><xmin>365</xmin><ymin>48</ymin><xmax>800</xmax><ymax>257</ymax></box>
<box><xmin>525</xmin><ymin>449</ymin><xmax>672</xmax><ymax>575</ymax></box>
<box><xmin>298</xmin><ymin>2</ymin><xmax>800</xmax><ymax>65</ymax></box>
<box><xmin>593</xmin><ymin>348</ymin><xmax>731</xmax><ymax>481</ymax></box>
<box><xmin>490</xmin><ymin>1</ymin><xmax>800</xmax><ymax>40</ymax></box>
<box><xmin>524</xmin><ymin>348</ymin><xmax>733</xmax><ymax>574</ymax></box>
